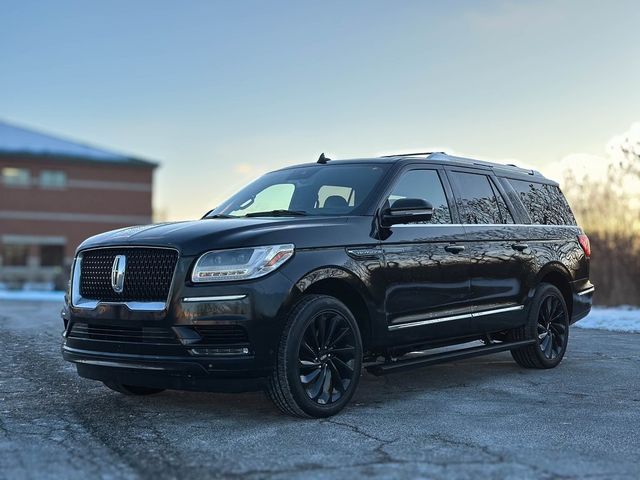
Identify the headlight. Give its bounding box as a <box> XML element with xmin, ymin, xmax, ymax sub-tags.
<box><xmin>191</xmin><ymin>244</ymin><xmax>294</xmax><ymax>283</ymax></box>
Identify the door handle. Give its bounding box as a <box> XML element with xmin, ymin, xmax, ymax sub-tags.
<box><xmin>444</xmin><ymin>244</ymin><xmax>465</xmax><ymax>254</ymax></box>
<box><xmin>511</xmin><ymin>243</ymin><xmax>529</xmax><ymax>252</ymax></box>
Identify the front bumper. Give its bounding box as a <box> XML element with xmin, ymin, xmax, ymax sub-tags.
<box><xmin>63</xmin><ymin>345</ymin><xmax>267</xmax><ymax>392</ymax></box>
<box><xmin>61</xmin><ymin>268</ymin><xmax>298</xmax><ymax>391</ymax></box>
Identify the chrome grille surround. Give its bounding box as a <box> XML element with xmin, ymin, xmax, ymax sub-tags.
<box><xmin>71</xmin><ymin>246</ymin><xmax>179</xmax><ymax>311</ymax></box>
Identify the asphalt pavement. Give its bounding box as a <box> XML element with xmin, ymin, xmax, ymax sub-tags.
<box><xmin>1</xmin><ymin>300</ymin><xmax>638</xmax><ymax>479</ymax></box>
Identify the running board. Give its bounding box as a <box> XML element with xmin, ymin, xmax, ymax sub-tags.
<box><xmin>366</xmin><ymin>339</ymin><xmax>536</xmax><ymax>376</ymax></box>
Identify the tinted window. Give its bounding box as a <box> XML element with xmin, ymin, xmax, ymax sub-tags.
<box><xmin>508</xmin><ymin>179</ymin><xmax>576</xmax><ymax>225</ymax></box>
<box><xmin>450</xmin><ymin>172</ymin><xmax>513</xmax><ymax>224</ymax></box>
<box><xmin>492</xmin><ymin>180</ymin><xmax>515</xmax><ymax>224</ymax></box>
<box><xmin>387</xmin><ymin>169</ymin><xmax>452</xmax><ymax>224</ymax></box>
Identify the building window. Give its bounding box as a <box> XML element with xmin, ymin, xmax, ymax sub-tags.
<box><xmin>2</xmin><ymin>167</ymin><xmax>31</xmax><ymax>187</ymax></box>
<box><xmin>40</xmin><ymin>245</ymin><xmax>65</xmax><ymax>267</ymax></box>
<box><xmin>0</xmin><ymin>244</ymin><xmax>29</xmax><ymax>266</ymax></box>
<box><xmin>39</xmin><ymin>170</ymin><xmax>67</xmax><ymax>189</ymax></box>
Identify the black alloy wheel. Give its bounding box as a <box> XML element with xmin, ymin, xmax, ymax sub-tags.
<box><xmin>510</xmin><ymin>283</ymin><xmax>570</xmax><ymax>369</ymax></box>
<box><xmin>537</xmin><ymin>295</ymin><xmax>568</xmax><ymax>360</ymax></box>
<box><xmin>267</xmin><ymin>294</ymin><xmax>363</xmax><ymax>418</ymax></box>
<box><xmin>297</xmin><ymin>310</ymin><xmax>357</xmax><ymax>405</ymax></box>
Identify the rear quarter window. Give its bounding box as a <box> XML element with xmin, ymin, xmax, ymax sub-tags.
<box><xmin>507</xmin><ymin>179</ymin><xmax>576</xmax><ymax>226</ymax></box>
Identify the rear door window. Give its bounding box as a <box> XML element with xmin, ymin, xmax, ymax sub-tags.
<box><xmin>508</xmin><ymin>179</ymin><xmax>576</xmax><ymax>225</ymax></box>
<box><xmin>449</xmin><ymin>172</ymin><xmax>513</xmax><ymax>224</ymax></box>
<box><xmin>491</xmin><ymin>179</ymin><xmax>515</xmax><ymax>224</ymax></box>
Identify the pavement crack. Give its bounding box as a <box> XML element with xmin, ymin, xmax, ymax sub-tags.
<box><xmin>322</xmin><ymin>418</ymin><xmax>399</xmax><ymax>464</ymax></box>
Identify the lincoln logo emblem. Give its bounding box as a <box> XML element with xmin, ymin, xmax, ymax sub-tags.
<box><xmin>111</xmin><ymin>255</ymin><xmax>127</xmax><ymax>293</ymax></box>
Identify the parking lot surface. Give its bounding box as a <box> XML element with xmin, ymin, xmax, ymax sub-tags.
<box><xmin>1</xmin><ymin>300</ymin><xmax>639</xmax><ymax>479</ymax></box>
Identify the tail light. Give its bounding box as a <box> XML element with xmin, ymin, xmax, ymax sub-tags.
<box><xmin>578</xmin><ymin>234</ymin><xmax>591</xmax><ymax>258</ymax></box>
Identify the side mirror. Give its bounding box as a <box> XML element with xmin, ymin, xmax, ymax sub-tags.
<box><xmin>382</xmin><ymin>198</ymin><xmax>433</xmax><ymax>227</ymax></box>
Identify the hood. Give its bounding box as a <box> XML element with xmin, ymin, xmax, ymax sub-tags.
<box><xmin>77</xmin><ymin>216</ymin><xmax>375</xmax><ymax>256</ymax></box>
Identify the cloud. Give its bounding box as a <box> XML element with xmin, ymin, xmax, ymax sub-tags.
<box><xmin>607</xmin><ymin>122</ymin><xmax>640</xmax><ymax>162</ymax></box>
<box><xmin>543</xmin><ymin>122</ymin><xmax>640</xmax><ymax>186</ymax></box>
<box><xmin>544</xmin><ymin>153</ymin><xmax>609</xmax><ymax>185</ymax></box>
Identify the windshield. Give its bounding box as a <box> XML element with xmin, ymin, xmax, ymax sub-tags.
<box><xmin>209</xmin><ymin>164</ymin><xmax>389</xmax><ymax>217</ymax></box>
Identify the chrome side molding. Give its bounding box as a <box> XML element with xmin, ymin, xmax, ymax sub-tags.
<box><xmin>388</xmin><ymin>305</ymin><xmax>524</xmax><ymax>331</ymax></box>
<box><xmin>182</xmin><ymin>295</ymin><xmax>247</xmax><ymax>302</ymax></box>
<box><xmin>577</xmin><ymin>286</ymin><xmax>595</xmax><ymax>296</ymax></box>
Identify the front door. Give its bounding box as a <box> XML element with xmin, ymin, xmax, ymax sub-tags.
<box><xmin>379</xmin><ymin>168</ymin><xmax>472</xmax><ymax>344</ymax></box>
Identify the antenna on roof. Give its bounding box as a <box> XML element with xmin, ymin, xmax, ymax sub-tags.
<box><xmin>317</xmin><ymin>153</ymin><xmax>330</xmax><ymax>164</ymax></box>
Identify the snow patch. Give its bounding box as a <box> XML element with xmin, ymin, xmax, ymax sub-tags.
<box><xmin>0</xmin><ymin>290</ymin><xmax>65</xmax><ymax>303</ymax></box>
<box><xmin>576</xmin><ymin>306</ymin><xmax>640</xmax><ymax>333</ymax></box>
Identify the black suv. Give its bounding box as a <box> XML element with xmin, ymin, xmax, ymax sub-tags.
<box><xmin>62</xmin><ymin>152</ymin><xmax>594</xmax><ymax>417</ymax></box>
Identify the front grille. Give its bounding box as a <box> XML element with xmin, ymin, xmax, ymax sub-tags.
<box><xmin>79</xmin><ymin>248</ymin><xmax>178</xmax><ymax>302</ymax></box>
<box><xmin>69</xmin><ymin>323</ymin><xmax>179</xmax><ymax>345</ymax></box>
<box><xmin>194</xmin><ymin>325</ymin><xmax>249</xmax><ymax>345</ymax></box>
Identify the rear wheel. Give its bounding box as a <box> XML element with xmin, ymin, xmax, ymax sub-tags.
<box><xmin>103</xmin><ymin>381</ymin><xmax>165</xmax><ymax>396</ymax></box>
<box><xmin>266</xmin><ymin>295</ymin><xmax>363</xmax><ymax>418</ymax></box>
<box><xmin>510</xmin><ymin>283</ymin><xmax>570</xmax><ymax>369</ymax></box>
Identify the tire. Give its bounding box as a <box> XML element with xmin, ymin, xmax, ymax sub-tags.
<box><xmin>510</xmin><ymin>283</ymin><xmax>570</xmax><ymax>369</ymax></box>
<box><xmin>103</xmin><ymin>381</ymin><xmax>165</xmax><ymax>396</ymax></box>
<box><xmin>266</xmin><ymin>294</ymin><xmax>363</xmax><ymax>418</ymax></box>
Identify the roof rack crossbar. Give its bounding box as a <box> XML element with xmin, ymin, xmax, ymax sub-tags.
<box><xmin>380</xmin><ymin>151</ymin><xmax>444</xmax><ymax>158</ymax></box>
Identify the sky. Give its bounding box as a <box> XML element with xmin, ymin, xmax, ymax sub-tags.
<box><xmin>1</xmin><ymin>0</ymin><xmax>639</xmax><ymax>221</ymax></box>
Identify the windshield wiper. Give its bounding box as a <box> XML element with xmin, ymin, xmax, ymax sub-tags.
<box><xmin>245</xmin><ymin>209</ymin><xmax>308</xmax><ymax>218</ymax></box>
<box><xmin>204</xmin><ymin>214</ymin><xmax>232</xmax><ymax>219</ymax></box>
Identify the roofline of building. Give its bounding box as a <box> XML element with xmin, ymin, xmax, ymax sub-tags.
<box><xmin>0</xmin><ymin>151</ymin><xmax>158</xmax><ymax>169</ymax></box>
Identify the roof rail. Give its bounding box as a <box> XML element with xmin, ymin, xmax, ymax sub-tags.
<box><xmin>380</xmin><ymin>151</ymin><xmax>445</xmax><ymax>158</ymax></box>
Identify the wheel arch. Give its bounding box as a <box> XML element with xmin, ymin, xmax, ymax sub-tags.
<box><xmin>535</xmin><ymin>262</ymin><xmax>573</xmax><ymax>317</ymax></box>
<box><xmin>289</xmin><ymin>267</ymin><xmax>377</xmax><ymax>350</ymax></box>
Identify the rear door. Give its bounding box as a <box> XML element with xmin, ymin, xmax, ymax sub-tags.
<box><xmin>446</xmin><ymin>168</ymin><xmax>530</xmax><ymax>333</ymax></box>
<box><xmin>379</xmin><ymin>167</ymin><xmax>472</xmax><ymax>343</ymax></box>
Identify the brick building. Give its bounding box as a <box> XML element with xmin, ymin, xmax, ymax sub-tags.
<box><xmin>0</xmin><ymin>121</ymin><xmax>157</xmax><ymax>289</ymax></box>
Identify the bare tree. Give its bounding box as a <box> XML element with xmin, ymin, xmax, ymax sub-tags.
<box><xmin>559</xmin><ymin>124</ymin><xmax>640</xmax><ymax>306</ymax></box>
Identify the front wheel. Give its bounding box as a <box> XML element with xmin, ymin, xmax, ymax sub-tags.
<box><xmin>510</xmin><ymin>283</ymin><xmax>570</xmax><ymax>369</ymax></box>
<box><xmin>266</xmin><ymin>295</ymin><xmax>363</xmax><ymax>418</ymax></box>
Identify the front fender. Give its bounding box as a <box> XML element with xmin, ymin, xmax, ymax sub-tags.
<box><xmin>277</xmin><ymin>248</ymin><xmax>386</xmax><ymax>346</ymax></box>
